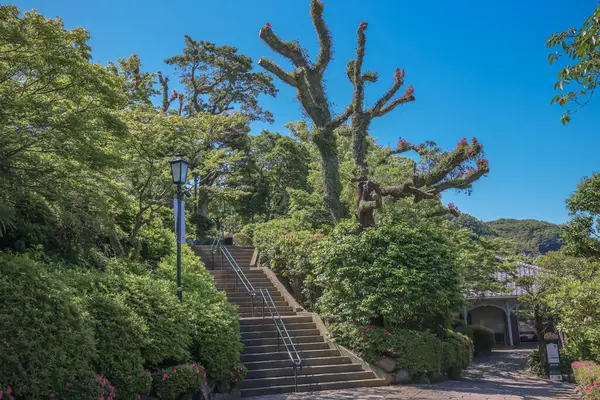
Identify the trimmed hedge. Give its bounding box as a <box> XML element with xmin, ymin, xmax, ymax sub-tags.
<box><xmin>0</xmin><ymin>254</ymin><xmax>97</xmax><ymax>399</ymax></box>
<box><xmin>1</xmin><ymin>248</ymin><xmax>244</xmax><ymax>398</ymax></box>
<box><xmin>471</xmin><ymin>325</ymin><xmax>494</xmax><ymax>353</ymax></box>
<box><xmin>330</xmin><ymin>323</ymin><xmax>473</xmax><ymax>378</ymax></box>
<box><xmin>572</xmin><ymin>361</ymin><xmax>600</xmax><ymax>399</ymax></box>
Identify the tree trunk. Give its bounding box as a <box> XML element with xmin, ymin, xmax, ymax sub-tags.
<box><xmin>534</xmin><ymin>306</ymin><xmax>547</xmax><ymax>365</ymax></box>
<box><xmin>197</xmin><ymin>189</ymin><xmax>210</xmax><ymax>218</ymax></box>
<box><xmin>108</xmin><ymin>224</ymin><xmax>125</xmax><ymax>258</ymax></box>
<box><xmin>313</xmin><ymin>127</ymin><xmax>346</xmax><ymax>222</ymax></box>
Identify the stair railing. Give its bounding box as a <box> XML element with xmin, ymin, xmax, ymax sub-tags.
<box><xmin>211</xmin><ymin>229</ymin><xmax>303</xmax><ymax>392</ymax></box>
<box><xmin>211</xmin><ymin>229</ymin><xmax>257</xmax><ymax>316</ymax></box>
<box><xmin>258</xmin><ymin>287</ymin><xmax>303</xmax><ymax>392</ymax></box>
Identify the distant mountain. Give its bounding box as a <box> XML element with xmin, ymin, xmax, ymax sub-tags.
<box><xmin>486</xmin><ymin>218</ymin><xmax>563</xmax><ymax>255</ymax></box>
<box><xmin>450</xmin><ymin>214</ymin><xmax>563</xmax><ymax>255</ymax></box>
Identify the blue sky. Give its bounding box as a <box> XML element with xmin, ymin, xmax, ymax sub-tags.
<box><xmin>11</xmin><ymin>0</ymin><xmax>600</xmax><ymax>224</ymax></box>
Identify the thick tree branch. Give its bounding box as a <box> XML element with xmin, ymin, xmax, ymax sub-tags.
<box><xmin>259</xmin><ymin>24</ymin><xmax>308</xmax><ymax>68</ymax></box>
<box><xmin>257</xmin><ymin>58</ymin><xmax>296</xmax><ymax>87</ymax></box>
<box><xmin>429</xmin><ymin>165</ymin><xmax>488</xmax><ymax>193</ymax></box>
<box><xmin>327</xmin><ymin>104</ymin><xmax>353</xmax><ymax>130</ymax></box>
<box><xmin>351</xmin><ymin>22</ymin><xmax>368</xmax><ymax>112</ymax></box>
<box><xmin>311</xmin><ymin>0</ymin><xmax>332</xmax><ymax>75</ymax></box>
<box><xmin>157</xmin><ymin>72</ymin><xmax>170</xmax><ymax>114</ymax></box>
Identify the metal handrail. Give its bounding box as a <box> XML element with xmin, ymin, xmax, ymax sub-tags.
<box><xmin>209</xmin><ymin>229</ymin><xmax>303</xmax><ymax>391</ymax></box>
<box><xmin>258</xmin><ymin>287</ymin><xmax>303</xmax><ymax>391</ymax></box>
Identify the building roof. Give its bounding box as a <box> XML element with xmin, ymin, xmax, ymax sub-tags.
<box><xmin>466</xmin><ymin>261</ymin><xmax>540</xmax><ymax>299</ymax></box>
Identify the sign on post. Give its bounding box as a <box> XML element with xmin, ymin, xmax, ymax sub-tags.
<box><xmin>173</xmin><ymin>198</ymin><xmax>185</xmax><ymax>244</ymax></box>
<box><xmin>545</xmin><ymin>332</ymin><xmax>562</xmax><ymax>381</ymax></box>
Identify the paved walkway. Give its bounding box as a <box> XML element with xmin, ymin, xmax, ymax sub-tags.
<box><xmin>245</xmin><ymin>345</ymin><xmax>579</xmax><ymax>400</ymax></box>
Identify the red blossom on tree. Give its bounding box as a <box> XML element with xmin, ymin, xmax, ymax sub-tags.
<box><xmin>394</xmin><ymin>68</ymin><xmax>404</xmax><ymax>83</ymax></box>
<box><xmin>477</xmin><ymin>158</ymin><xmax>489</xmax><ymax>170</ymax></box>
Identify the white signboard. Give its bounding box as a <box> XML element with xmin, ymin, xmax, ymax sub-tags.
<box><xmin>173</xmin><ymin>199</ymin><xmax>185</xmax><ymax>243</ymax></box>
<box><xmin>546</xmin><ymin>343</ymin><xmax>560</xmax><ymax>364</ymax></box>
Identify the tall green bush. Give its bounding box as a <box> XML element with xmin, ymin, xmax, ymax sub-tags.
<box><xmin>252</xmin><ymin>218</ymin><xmax>324</xmax><ymax>306</ymax></box>
<box><xmin>0</xmin><ymin>253</ymin><xmax>97</xmax><ymax>398</ymax></box>
<box><xmin>470</xmin><ymin>325</ymin><xmax>494</xmax><ymax>353</ymax></box>
<box><xmin>155</xmin><ymin>245</ymin><xmax>242</xmax><ymax>383</ymax></box>
<box><xmin>313</xmin><ymin>221</ymin><xmax>462</xmax><ymax>331</ymax></box>
<box><xmin>83</xmin><ymin>294</ymin><xmax>151</xmax><ymax>399</ymax></box>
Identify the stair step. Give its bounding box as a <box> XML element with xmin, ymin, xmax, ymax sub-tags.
<box><xmin>237</xmin><ymin>305</ymin><xmax>292</xmax><ymax>313</ymax></box>
<box><xmin>242</xmin><ymin>335</ymin><xmax>323</xmax><ymax>347</ymax></box>
<box><xmin>242</xmin><ymin>328</ymin><xmax>319</xmax><ymax>339</ymax></box>
<box><xmin>240</xmin><ymin>349</ymin><xmax>340</xmax><ymax>363</ymax></box>
<box><xmin>243</xmin><ymin>356</ymin><xmax>353</xmax><ymax>370</ymax></box>
<box><xmin>227</xmin><ymin>293</ymin><xmax>284</xmax><ymax>301</ymax></box>
<box><xmin>240</xmin><ymin>378</ymin><xmax>386</xmax><ymax>397</ymax></box>
<box><xmin>217</xmin><ymin>284</ymin><xmax>277</xmax><ymax>291</ymax></box>
<box><xmin>214</xmin><ymin>279</ymin><xmax>272</xmax><ymax>286</ymax></box>
<box><xmin>230</xmin><ymin>300</ymin><xmax>289</xmax><ymax>308</ymax></box>
<box><xmin>242</xmin><ymin>342</ymin><xmax>329</xmax><ymax>355</ymax></box>
<box><xmin>246</xmin><ymin>363</ymin><xmax>363</xmax><ymax>379</ymax></box>
<box><xmin>242</xmin><ymin>371</ymin><xmax>378</xmax><ymax>389</ymax></box>
<box><xmin>239</xmin><ymin>310</ymin><xmax>296</xmax><ymax>318</ymax></box>
<box><xmin>241</xmin><ymin>322</ymin><xmax>316</xmax><ymax>334</ymax></box>
<box><xmin>240</xmin><ymin>315</ymin><xmax>312</xmax><ymax>325</ymax></box>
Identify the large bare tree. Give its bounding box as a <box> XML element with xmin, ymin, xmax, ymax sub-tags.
<box><xmin>346</xmin><ymin>22</ymin><xmax>490</xmax><ymax>227</ymax></box>
<box><xmin>257</xmin><ymin>0</ymin><xmax>352</xmax><ymax>222</ymax></box>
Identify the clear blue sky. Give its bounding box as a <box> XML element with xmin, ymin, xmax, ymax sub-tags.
<box><xmin>11</xmin><ymin>0</ymin><xmax>600</xmax><ymax>224</ymax></box>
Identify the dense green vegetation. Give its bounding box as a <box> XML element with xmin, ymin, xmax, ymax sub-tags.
<box><xmin>4</xmin><ymin>0</ymin><xmax>600</xmax><ymax>395</ymax></box>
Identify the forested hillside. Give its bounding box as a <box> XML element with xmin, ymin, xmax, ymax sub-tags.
<box><xmin>450</xmin><ymin>214</ymin><xmax>563</xmax><ymax>255</ymax></box>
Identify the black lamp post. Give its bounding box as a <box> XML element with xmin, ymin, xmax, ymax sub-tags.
<box><xmin>170</xmin><ymin>155</ymin><xmax>189</xmax><ymax>302</ymax></box>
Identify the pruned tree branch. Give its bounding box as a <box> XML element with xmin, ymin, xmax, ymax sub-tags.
<box><xmin>311</xmin><ymin>0</ymin><xmax>332</xmax><ymax>75</ymax></box>
<box><xmin>257</xmin><ymin>58</ymin><xmax>296</xmax><ymax>86</ymax></box>
<box><xmin>259</xmin><ymin>23</ymin><xmax>308</xmax><ymax>68</ymax></box>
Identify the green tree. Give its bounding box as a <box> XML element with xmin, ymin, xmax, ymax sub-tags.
<box><xmin>0</xmin><ymin>6</ymin><xmax>128</xmax><ymax>261</ymax></box>
<box><xmin>563</xmin><ymin>172</ymin><xmax>600</xmax><ymax>259</ymax></box>
<box><xmin>165</xmin><ymin>36</ymin><xmax>277</xmax><ymax>121</ymax></box>
<box><xmin>547</xmin><ymin>3</ymin><xmax>600</xmax><ymax>124</ymax></box>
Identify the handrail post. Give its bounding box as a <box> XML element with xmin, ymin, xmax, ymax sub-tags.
<box><xmin>251</xmin><ymin>293</ymin><xmax>254</xmax><ymax>317</ymax></box>
<box><xmin>294</xmin><ymin>365</ymin><xmax>298</xmax><ymax>393</ymax></box>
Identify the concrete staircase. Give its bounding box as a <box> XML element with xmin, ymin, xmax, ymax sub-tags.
<box><xmin>193</xmin><ymin>245</ymin><xmax>386</xmax><ymax>397</ymax></box>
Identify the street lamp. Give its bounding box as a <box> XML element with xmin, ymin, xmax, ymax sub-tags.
<box><xmin>170</xmin><ymin>155</ymin><xmax>189</xmax><ymax>302</ymax></box>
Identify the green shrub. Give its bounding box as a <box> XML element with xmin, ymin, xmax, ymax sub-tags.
<box><xmin>451</xmin><ymin>318</ymin><xmax>474</xmax><ymax>339</ymax></box>
<box><xmin>83</xmin><ymin>294</ymin><xmax>151</xmax><ymax>399</ymax></box>
<box><xmin>189</xmin><ymin>213</ymin><xmax>215</xmax><ymax>240</ymax></box>
<box><xmin>156</xmin><ymin>245</ymin><xmax>242</xmax><ymax>383</ymax></box>
<box><xmin>62</xmin><ymin>266</ymin><xmax>193</xmax><ymax>367</ymax></box>
<box><xmin>442</xmin><ymin>330</ymin><xmax>473</xmax><ymax>372</ymax></box>
<box><xmin>313</xmin><ymin>222</ymin><xmax>462</xmax><ymax>331</ymax></box>
<box><xmin>330</xmin><ymin>324</ymin><xmax>444</xmax><ymax>375</ymax></box>
<box><xmin>152</xmin><ymin>363</ymin><xmax>206</xmax><ymax>400</ymax></box>
<box><xmin>0</xmin><ymin>253</ymin><xmax>96</xmax><ymax>398</ymax></box>
<box><xmin>231</xmin><ymin>363</ymin><xmax>248</xmax><ymax>385</ymax></box>
<box><xmin>471</xmin><ymin>325</ymin><xmax>494</xmax><ymax>353</ymax></box>
<box><xmin>253</xmin><ymin>219</ymin><xmax>324</xmax><ymax>306</ymax></box>
<box><xmin>572</xmin><ymin>361</ymin><xmax>600</xmax><ymax>399</ymax></box>
<box><xmin>233</xmin><ymin>233</ymin><xmax>252</xmax><ymax>246</ymax></box>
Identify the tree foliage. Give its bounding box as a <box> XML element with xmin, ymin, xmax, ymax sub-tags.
<box><xmin>547</xmin><ymin>3</ymin><xmax>600</xmax><ymax>124</ymax></box>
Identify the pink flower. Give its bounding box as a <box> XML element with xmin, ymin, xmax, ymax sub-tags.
<box><xmin>50</xmin><ymin>394</ymin><xmax>54</xmax><ymax>398</ymax></box>
<box><xmin>6</xmin><ymin>387</ymin><xmax>10</xmax><ymax>394</ymax></box>
<box><xmin>162</xmin><ymin>373</ymin><xmax>168</xmax><ymax>381</ymax></box>
<box><xmin>1</xmin><ymin>389</ymin><xmax>3</xmax><ymax>398</ymax></box>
